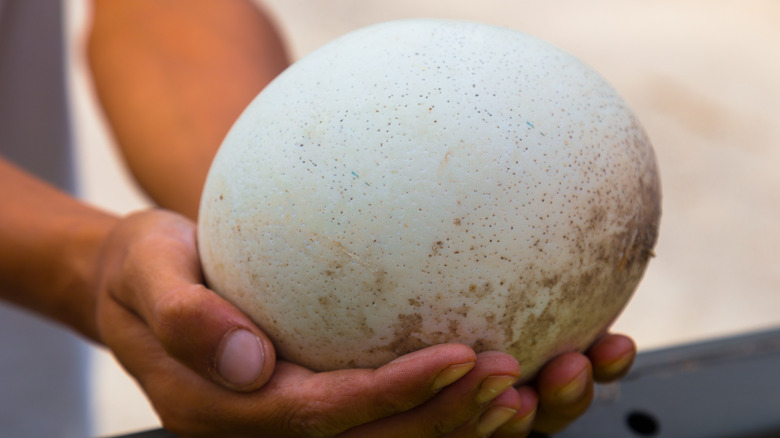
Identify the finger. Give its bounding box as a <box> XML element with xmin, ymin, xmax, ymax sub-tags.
<box><xmin>532</xmin><ymin>352</ymin><xmax>594</xmax><ymax>434</ymax></box>
<box><xmin>492</xmin><ymin>386</ymin><xmax>538</xmax><ymax>438</ymax></box>
<box><xmin>340</xmin><ymin>351</ymin><xmax>521</xmax><ymax>438</ymax></box>
<box><xmin>470</xmin><ymin>386</ymin><xmax>524</xmax><ymax>438</ymax></box>
<box><xmin>267</xmin><ymin>343</ymin><xmax>477</xmax><ymax>436</ymax></box>
<box><xmin>452</xmin><ymin>388</ymin><xmax>522</xmax><ymax>438</ymax></box>
<box><xmin>104</xmin><ymin>211</ymin><xmax>276</xmax><ymax>391</ymax></box>
<box><xmin>587</xmin><ymin>333</ymin><xmax>637</xmax><ymax>382</ymax></box>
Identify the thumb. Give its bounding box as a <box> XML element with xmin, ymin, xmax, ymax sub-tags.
<box><xmin>151</xmin><ymin>283</ymin><xmax>277</xmax><ymax>391</ymax></box>
<box><xmin>100</xmin><ymin>210</ymin><xmax>276</xmax><ymax>391</ymax></box>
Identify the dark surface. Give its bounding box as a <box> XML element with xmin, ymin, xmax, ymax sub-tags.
<box><xmin>554</xmin><ymin>327</ymin><xmax>780</xmax><ymax>437</ymax></box>
<box><xmin>107</xmin><ymin>327</ymin><xmax>780</xmax><ymax>438</ymax></box>
<box><xmin>109</xmin><ymin>430</ymin><xmax>177</xmax><ymax>438</ymax></box>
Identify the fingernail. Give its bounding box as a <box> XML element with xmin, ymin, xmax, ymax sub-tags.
<box><xmin>477</xmin><ymin>406</ymin><xmax>517</xmax><ymax>436</ymax></box>
<box><xmin>217</xmin><ymin>329</ymin><xmax>264</xmax><ymax>387</ymax></box>
<box><xmin>502</xmin><ymin>407</ymin><xmax>536</xmax><ymax>435</ymax></box>
<box><xmin>599</xmin><ymin>352</ymin><xmax>634</xmax><ymax>379</ymax></box>
<box><xmin>432</xmin><ymin>362</ymin><xmax>475</xmax><ymax>391</ymax></box>
<box><xmin>476</xmin><ymin>375</ymin><xmax>517</xmax><ymax>405</ymax></box>
<box><xmin>556</xmin><ymin>368</ymin><xmax>589</xmax><ymax>403</ymax></box>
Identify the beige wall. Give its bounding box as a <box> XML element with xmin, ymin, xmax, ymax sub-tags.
<box><xmin>65</xmin><ymin>1</ymin><xmax>780</xmax><ymax>435</ymax></box>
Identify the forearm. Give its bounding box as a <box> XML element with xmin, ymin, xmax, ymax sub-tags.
<box><xmin>0</xmin><ymin>158</ymin><xmax>117</xmax><ymax>343</ymax></box>
<box><xmin>88</xmin><ymin>0</ymin><xmax>289</xmax><ymax>219</ymax></box>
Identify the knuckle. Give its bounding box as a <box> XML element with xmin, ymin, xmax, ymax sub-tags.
<box><xmin>150</xmin><ymin>285</ymin><xmax>210</xmax><ymax>348</ymax></box>
<box><xmin>152</xmin><ymin>289</ymin><xmax>192</xmax><ymax>332</ymax></box>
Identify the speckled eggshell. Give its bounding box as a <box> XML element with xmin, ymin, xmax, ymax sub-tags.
<box><xmin>198</xmin><ymin>19</ymin><xmax>661</xmax><ymax>378</ymax></box>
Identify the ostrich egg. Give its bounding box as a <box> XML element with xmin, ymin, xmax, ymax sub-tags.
<box><xmin>197</xmin><ymin>19</ymin><xmax>661</xmax><ymax>378</ymax></box>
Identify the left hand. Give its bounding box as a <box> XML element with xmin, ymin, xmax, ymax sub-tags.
<box><xmin>489</xmin><ymin>333</ymin><xmax>636</xmax><ymax>436</ymax></box>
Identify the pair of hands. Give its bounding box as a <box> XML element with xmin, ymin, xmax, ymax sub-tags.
<box><xmin>94</xmin><ymin>210</ymin><xmax>635</xmax><ymax>437</ymax></box>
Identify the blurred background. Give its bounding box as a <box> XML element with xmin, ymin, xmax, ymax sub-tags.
<box><xmin>64</xmin><ymin>0</ymin><xmax>780</xmax><ymax>435</ymax></box>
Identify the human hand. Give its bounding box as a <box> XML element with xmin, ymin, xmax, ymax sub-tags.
<box><xmin>485</xmin><ymin>333</ymin><xmax>637</xmax><ymax>437</ymax></box>
<box><xmin>92</xmin><ymin>209</ymin><xmax>535</xmax><ymax>437</ymax></box>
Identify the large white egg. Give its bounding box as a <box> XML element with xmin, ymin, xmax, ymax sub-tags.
<box><xmin>198</xmin><ymin>19</ymin><xmax>661</xmax><ymax>378</ymax></box>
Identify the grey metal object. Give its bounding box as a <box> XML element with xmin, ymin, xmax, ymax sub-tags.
<box><xmin>554</xmin><ymin>327</ymin><xmax>780</xmax><ymax>438</ymax></box>
<box><xmin>108</xmin><ymin>328</ymin><xmax>780</xmax><ymax>438</ymax></box>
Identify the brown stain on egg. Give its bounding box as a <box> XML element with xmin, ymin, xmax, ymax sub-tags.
<box><xmin>496</xmin><ymin>158</ymin><xmax>660</xmax><ymax>378</ymax></box>
<box><xmin>430</xmin><ymin>240</ymin><xmax>444</xmax><ymax>257</ymax></box>
<box><xmin>386</xmin><ymin>313</ymin><xmax>432</xmax><ymax>355</ymax></box>
<box><xmin>462</xmin><ymin>282</ymin><xmax>494</xmax><ymax>300</ymax></box>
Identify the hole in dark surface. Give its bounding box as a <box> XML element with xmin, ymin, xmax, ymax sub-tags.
<box><xmin>626</xmin><ymin>410</ymin><xmax>660</xmax><ymax>436</ymax></box>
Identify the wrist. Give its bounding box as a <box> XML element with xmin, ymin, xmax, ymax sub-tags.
<box><xmin>63</xmin><ymin>209</ymin><xmax>120</xmax><ymax>343</ymax></box>
<box><xmin>0</xmin><ymin>157</ymin><xmax>120</xmax><ymax>343</ymax></box>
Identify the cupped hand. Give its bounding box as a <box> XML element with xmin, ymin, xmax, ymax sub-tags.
<box><xmin>92</xmin><ymin>209</ymin><xmax>538</xmax><ymax>437</ymax></box>
<box><xmin>487</xmin><ymin>333</ymin><xmax>637</xmax><ymax>437</ymax></box>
